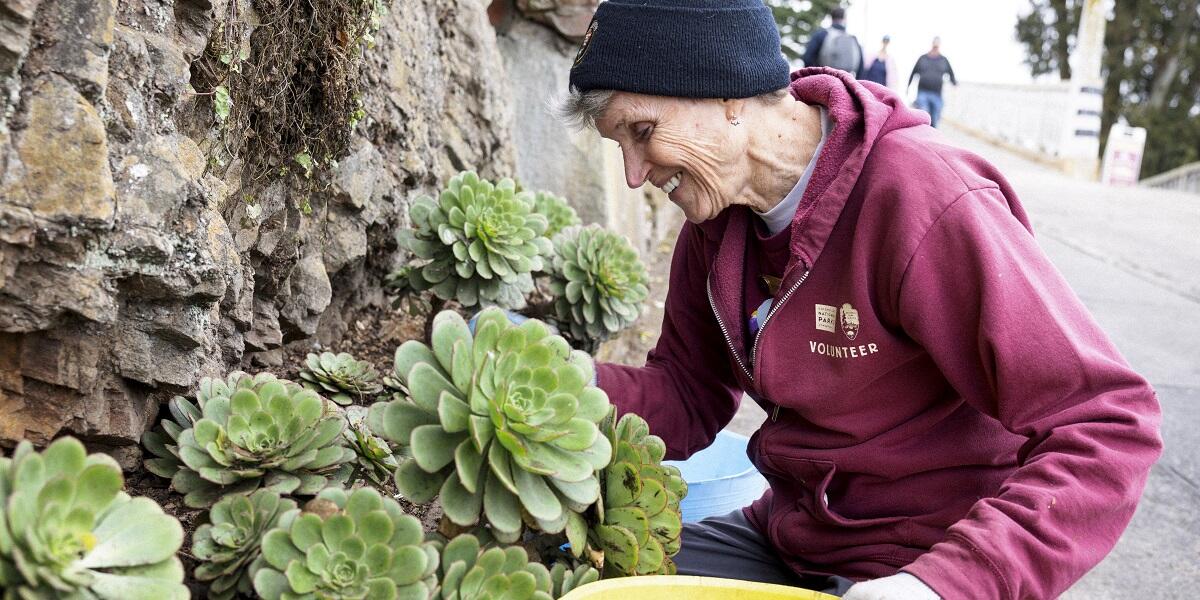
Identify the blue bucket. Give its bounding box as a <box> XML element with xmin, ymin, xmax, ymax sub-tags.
<box><xmin>664</xmin><ymin>430</ymin><xmax>769</xmax><ymax>523</ymax></box>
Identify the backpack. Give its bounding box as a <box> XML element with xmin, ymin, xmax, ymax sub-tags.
<box><xmin>816</xmin><ymin>28</ymin><xmax>861</xmax><ymax>74</ymax></box>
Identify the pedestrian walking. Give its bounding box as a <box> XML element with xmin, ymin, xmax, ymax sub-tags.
<box><xmin>802</xmin><ymin>7</ymin><xmax>863</xmax><ymax>77</ymax></box>
<box><xmin>862</xmin><ymin>34</ymin><xmax>898</xmax><ymax>91</ymax></box>
<box><xmin>908</xmin><ymin>36</ymin><xmax>957</xmax><ymax>127</ymax></box>
<box><xmin>559</xmin><ymin>0</ymin><xmax>1162</xmax><ymax>597</ymax></box>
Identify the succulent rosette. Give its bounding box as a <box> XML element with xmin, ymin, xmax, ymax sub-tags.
<box><xmin>0</xmin><ymin>438</ymin><xmax>186</xmax><ymax>600</ymax></box>
<box><xmin>548</xmin><ymin>225</ymin><xmax>649</xmax><ymax>350</ymax></box>
<box><xmin>193</xmin><ymin>489</ymin><xmax>298</xmax><ymax>600</ymax></box>
<box><xmin>253</xmin><ymin>487</ymin><xmax>440</xmax><ymax>599</ymax></box>
<box><xmin>547</xmin><ymin>561</ymin><xmax>600</xmax><ymax>597</ymax></box>
<box><xmin>346</xmin><ymin>423</ymin><xmax>399</xmax><ymax>488</ymax></box>
<box><xmin>530</xmin><ymin>191</ymin><xmax>581</xmax><ymax>238</ymax></box>
<box><xmin>368</xmin><ymin>309</ymin><xmax>612</xmax><ymax>544</ymax></box>
<box><xmin>588</xmin><ymin>411</ymin><xmax>686</xmax><ymax>577</ymax></box>
<box><xmin>299</xmin><ymin>351</ymin><xmax>384</xmax><ymax>406</ymax></box>
<box><xmin>141</xmin><ymin>371</ymin><xmax>356</xmax><ymax>507</ymax></box>
<box><xmin>396</xmin><ymin>170</ymin><xmax>552</xmax><ymax>309</ymax></box>
<box><xmin>431</xmin><ymin>534</ymin><xmax>555</xmax><ymax>600</ymax></box>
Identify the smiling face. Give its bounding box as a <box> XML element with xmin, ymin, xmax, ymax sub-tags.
<box><xmin>595</xmin><ymin>92</ymin><xmax>753</xmax><ymax>223</ymax></box>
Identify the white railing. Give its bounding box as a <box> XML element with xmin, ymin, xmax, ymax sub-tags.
<box><xmin>941</xmin><ymin>81</ymin><xmax>1074</xmax><ymax>157</ymax></box>
<box><xmin>1140</xmin><ymin>161</ymin><xmax>1200</xmax><ymax>196</ymax></box>
<box><xmin>941</xmin><ymin>80</ymin><xmax>1104</xmax><ymax>179</ymax></box>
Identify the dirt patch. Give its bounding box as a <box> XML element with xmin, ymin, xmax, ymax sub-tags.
<box><xmin>272</xmin><ymin>301</ymin><xmax>425</xmax><ymax>383</ymax></box>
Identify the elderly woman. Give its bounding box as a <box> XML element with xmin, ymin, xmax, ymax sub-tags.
<box><xmin>558</xmin><ymin>1</ymin><xmax>1162</xmax><ymax>599</ymax></box>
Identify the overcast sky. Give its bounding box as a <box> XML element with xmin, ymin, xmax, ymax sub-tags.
<box><xmin>843</xmin><ymin>0</ymin><xmax>1036</xmax><ymax>90</ymax></box>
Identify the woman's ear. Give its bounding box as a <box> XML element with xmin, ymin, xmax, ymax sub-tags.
<box><xmin>723</xmin><ymin>97</ymin><xmax>748</xmax><ymax>122</ymax></box>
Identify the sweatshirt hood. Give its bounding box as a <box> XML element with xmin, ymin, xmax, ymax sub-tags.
<box><xmin>699</xmin><ymin>67</ymin><xmax>930</xmax><ymax>373</ymax></box>
<box><xmin>783</xmin><ymin>67</ymin><xmax>930</xmax><ymax>267</ymax></box>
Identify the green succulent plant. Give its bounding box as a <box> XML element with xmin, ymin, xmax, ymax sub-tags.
<box><xmin>368</xmin><ymin>309</ymin><xmax>612</xmax><ymax>545</ymax></box>
<box><xmin>386</xmin><ymin>266</ymin><xmax>436</xmax><ymax>318</ymax></box>
<box><xmin>588</xmin><ymin>411</ymin><xmax>686</xmax><ymax>577</ymax></box>
<box><xmin>253</xmin><ymin>486</ymin><xmax>439</xmax><ymax>600</ymax></box>
<box><xmin>396</xmin><ymin>170</ymin><xmax>552</xmax><ymax>309</ymax></box>
<box><xmin>345</xmin><ymin>423</ymin><xmax>399</xmax><ymax>488</ymax></box>
<box><xmin>530</xmin><ymin>191</ymin><xmax>581</xmax><ymax>238</ymax></box>
<box><xmin>300</xmin><ymin>352</ymin><xmax>384</xmax><ymax>406</ymax></box>
<box><xmin>193</xmin><ymin>488</ymin><xmax>298</xmax><ymax>600</ymax></box>
<box><xmin>548</xmin><ymin>225</ymin><xmax>649</xmax><ymax>351</ymax></box>
<box><xmin>0</xmin><ymin>438</ymin><xmax>186</xmax><ymax>600</ymax></box>
<box><xmin>547</xmin><ymin>562</ymin><xmax>600</xmax><ymax>597</ymax></box>
<box><xmin>382</xmin><ymin>344</ymin><xmax>414</xmax><ymax>397</ymax></box>
<box><xmin>432</xmin><ymin>534</ymin><xmax>555</xmax><ymax>600</ymax></box>
<box><xmin>141</xmin><ymin>371</ymin><xmax>357</xmax><ymax>508</ymax></box>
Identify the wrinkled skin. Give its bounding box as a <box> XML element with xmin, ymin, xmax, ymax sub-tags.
<box><xmin>594</xmin><ymin>91</ymin><xmax>823</xmax><ymax>223</ymax></box>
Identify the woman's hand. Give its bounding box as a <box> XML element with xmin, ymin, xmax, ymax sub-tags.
<box><xmin>842</xmin><ymin>572</ymin><xmax>940</xmax><ymax>600</ymax></box>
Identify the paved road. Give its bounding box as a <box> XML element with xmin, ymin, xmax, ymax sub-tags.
<box><xmin>724</xmin><ymin>125</ymin><xmax>1200</xmax><ymax>597</ymax></box>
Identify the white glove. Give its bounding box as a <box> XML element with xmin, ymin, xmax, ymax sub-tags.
<box><xmin>841</xmin><ymin>572</ymin><xmax>940</xmax><ymax>600</ymax></box>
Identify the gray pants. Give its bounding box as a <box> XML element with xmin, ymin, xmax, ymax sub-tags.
<box><xmin>674</xmin><ymin>510</ymin><xmax>855</xmax><ymax>597</ymax></box>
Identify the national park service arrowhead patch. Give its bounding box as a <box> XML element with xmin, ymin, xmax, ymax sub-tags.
<box><xmin>573</xmin><ymin>17</ymin><xmax>599</xmax><ymax>67</ymax></box>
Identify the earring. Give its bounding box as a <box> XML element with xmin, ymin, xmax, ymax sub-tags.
<box><xmin>730</xmin><ymin>116</ymin><xmax>741</xmax><ymax>126</ymax></box>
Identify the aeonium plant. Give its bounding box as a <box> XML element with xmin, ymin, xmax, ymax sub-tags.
<box><xmin>253</xmin><ymin>487</ymin><xmax>440</xmax><ymax>600</ymax></box>
<box><xmin>548</xmin><ymin>561</ymin><xmax>601</xmax><ymax>597</ymax></box>
<box><xmin>368</xmin><ymin>309</ymin><xmax>612</xmax><ymax>546</ymax></box>
<box><xmin>547</xmin><ymin>225</ymin><xmax>649</xmax><ymax>353</ymax></box>
<box><xmin>343</xmin><ymin>406</ymin><xmax>400</xmax><ymax>488</ymax></box>
<box><xmin>432</xmin><ymin>533</ymin><xmax>559</xmax><ymax>600</ymax></box>
<box><xmin>192</xmin><ymin>489</ymin><xmax>298</xmax><ymax>600</ymax></box>
<box><xmin>530</xmin><ymin>190</ymin><xmax>581</xmax><ymax>238</ymax></box>
<box><xmin>299</xmin><ymin>351</ymin><xmax>383</xmax><ymax>406</ymax></box>
<box><xmin>395</xmin><ymin>170</ymin><xmax>552</xmax><ymax>309</ymax></box>
<box><xmin>141</xmin><ymin>371</ymin><xmax>356</xmax><ymax>507</ymax></box>
<box><xmin>0</xmin><ymin>438</ymin><xmax>187</xmax><ymax>600</ymax></box>
<box><xmin>587</xmin><ymin>410</ymin><xmax>686</xmax><ymax>577</ymax></box>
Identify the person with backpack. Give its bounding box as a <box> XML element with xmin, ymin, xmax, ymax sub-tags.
<box><xmin>907</xmin><ymin>36</ymin><xmax>958</xmax><ymax>128</ymax></box>
<box><xmin>802</xmin><ymin>7</ymin><xmax>863</xmax><ymax>77</ymax></box>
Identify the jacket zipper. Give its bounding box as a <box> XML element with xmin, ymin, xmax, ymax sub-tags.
<box><xmin>706</xmin><ymin>276</ymin><xmax>753</xmax><ymax>383</ymax></box>
<box><xmin>706</xmin><ymin>268</ymin><xmax>811</xmax><ymax>421</ymax></box>
<box><xmin>751</xmin><ymin>269</ymin><xmax>811</xmax><ymax>367</ymax></box>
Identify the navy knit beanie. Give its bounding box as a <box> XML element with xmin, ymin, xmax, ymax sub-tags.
<box><xmin>568</xmin><ymin>0</ymin><xmax>791</xmax><ymax>99</ymax></box>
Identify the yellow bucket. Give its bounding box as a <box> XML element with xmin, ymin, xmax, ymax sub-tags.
<box><xmin>560</xmin><ymin>576</ymin><xmax>841</xmax><ymax>600</ymax></box>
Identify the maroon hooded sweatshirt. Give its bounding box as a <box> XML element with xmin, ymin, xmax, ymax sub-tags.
<box><xmin>595</xmin><ymin>68</ymin><xmax>1162</xmax><ymax>599</ymax></box>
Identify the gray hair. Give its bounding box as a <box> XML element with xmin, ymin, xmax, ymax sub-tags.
<box><xmin>553</xmin><ymin>86</ymin><xmax>792</xmax><ymax>131</ymax></box>
<box><xmin>553</xmin><ymin>87</ymin><xmax>615</xmax><ymax>131</ymax></box>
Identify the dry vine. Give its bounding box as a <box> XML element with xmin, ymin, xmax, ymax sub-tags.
<box><xmin>194</xmin><ymin>0</ymin><xmax>385</xmax><ymax>196</ymax></box>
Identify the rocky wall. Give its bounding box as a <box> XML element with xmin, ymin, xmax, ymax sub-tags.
<box><xmin>0</xmin><ymin>0</ymin><xmax>515</xmax><ymax>463</ymax></box>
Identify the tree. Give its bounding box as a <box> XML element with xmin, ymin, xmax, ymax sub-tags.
<box><xmin>1014</xmin><ymin>0</ymin><xmax>1081</xmax><ymax>80</ymax></box>
<box><xmin>1014</xmin><ymin>0</ymin><xmax>1200</xmax><ymax>178</ymax></box>
<box><xmin>767</xmin><ymin>0</ymin><xmax>844</xmax><ymax>63</ymax></box>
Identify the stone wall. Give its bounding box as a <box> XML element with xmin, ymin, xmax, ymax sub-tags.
<box><xmin>0</xmin><ymin>0</ymin><xmax>516</xmax><ymax>462</ymax></box>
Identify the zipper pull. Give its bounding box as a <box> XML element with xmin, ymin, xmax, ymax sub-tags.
<box><xmin>771</xmin><ymin>404</ymin><xmax>781</xmax><ymax>421</ymax></box>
